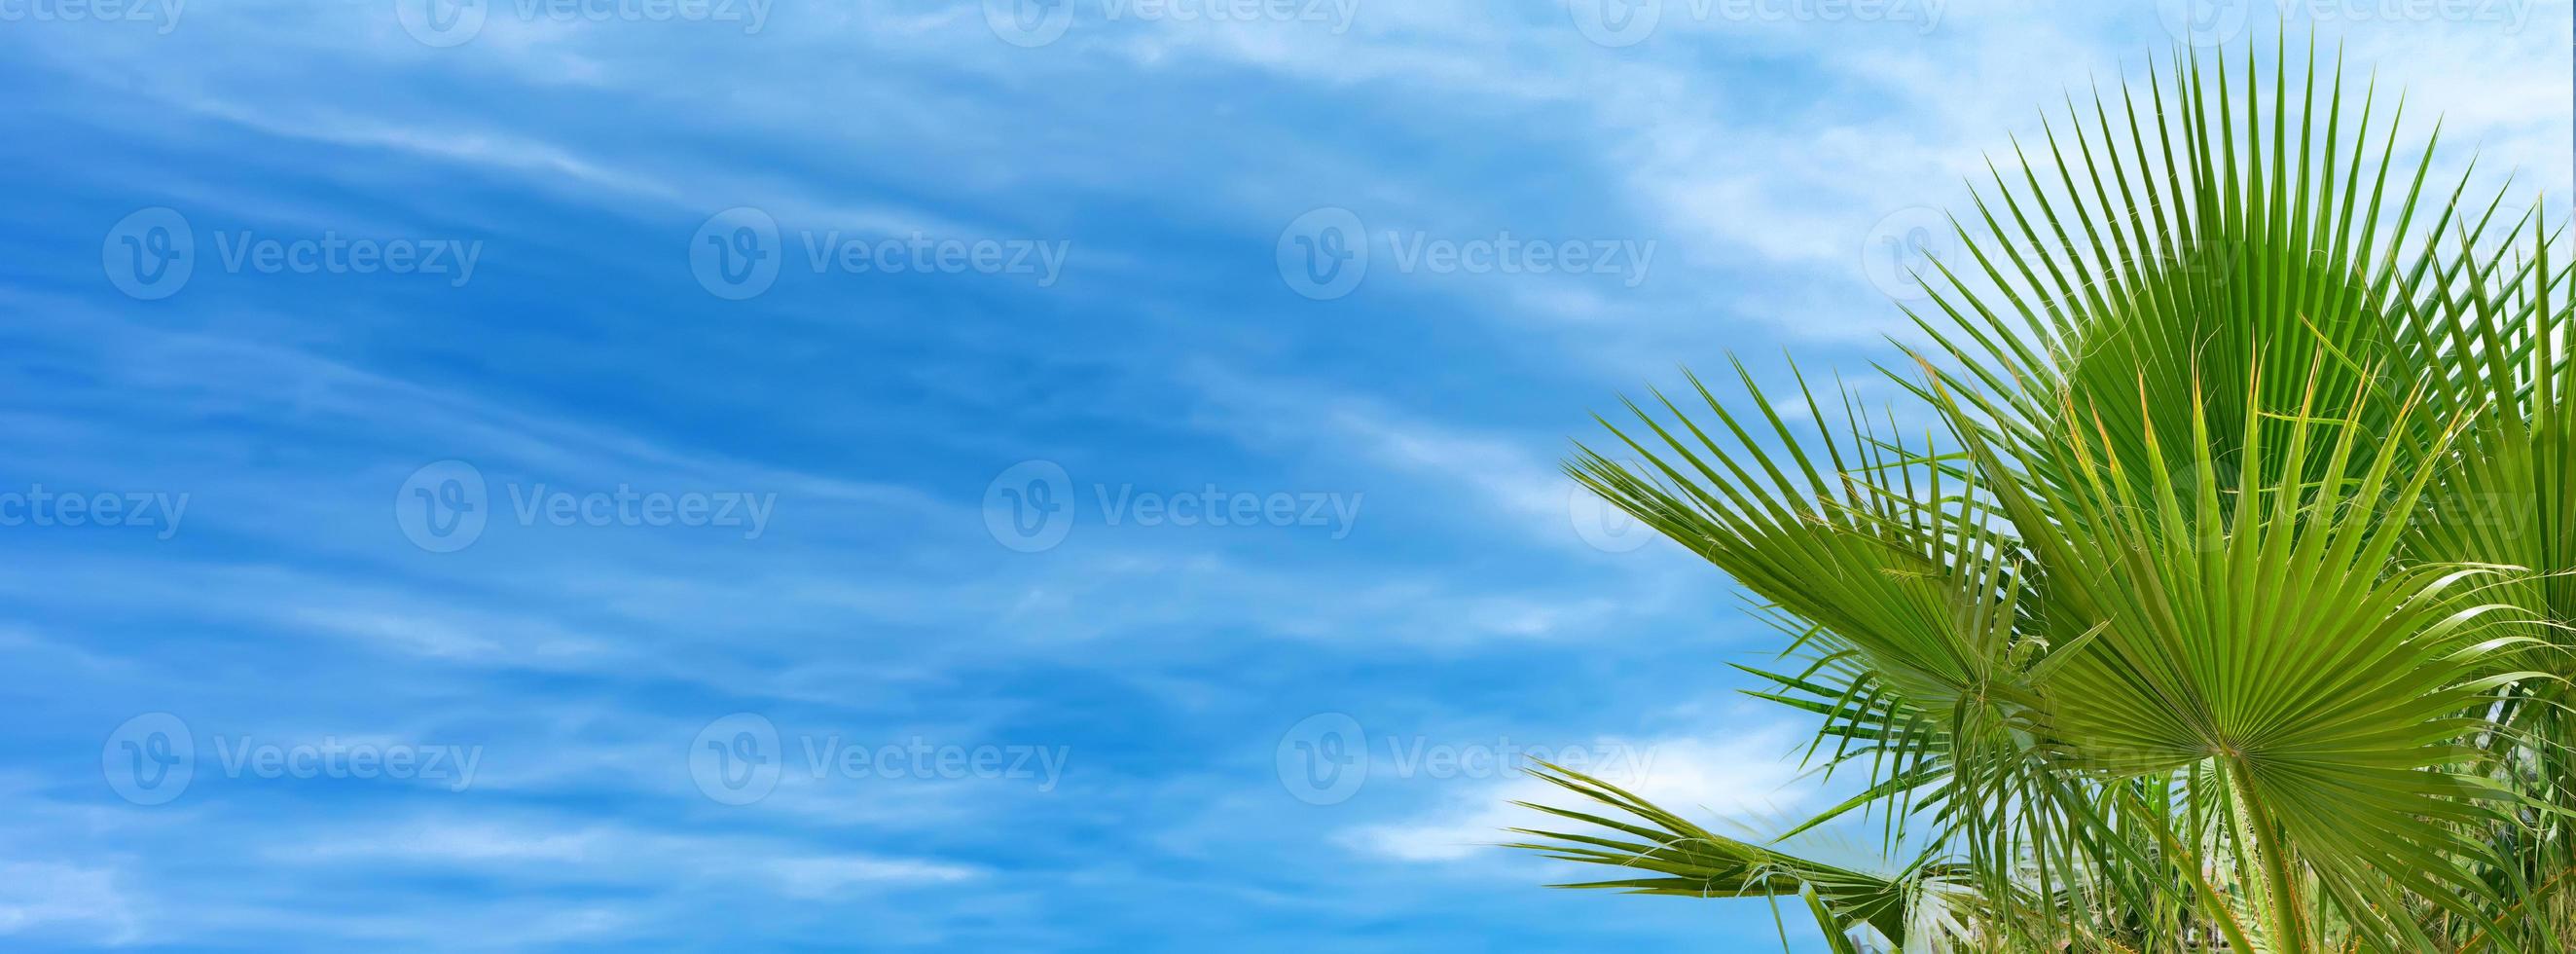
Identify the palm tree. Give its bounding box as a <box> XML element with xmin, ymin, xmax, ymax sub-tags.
<box><xmin>1512</xmin><ymin>39</ymin><xmax>2575</xmax><ymax>953</ymax></box>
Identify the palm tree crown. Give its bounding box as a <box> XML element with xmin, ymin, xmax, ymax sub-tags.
<box><xmin>1514</xmin><ymin>39</ymin><xmax>2576</xmax><ymax>953</ymax></box>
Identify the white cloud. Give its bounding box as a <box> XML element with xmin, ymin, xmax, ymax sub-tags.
<box><xmin>1343</xmin><ymin>723</ymin><xmax>1816</xmax><ymax>863</ymax></box>
<box><xmin>292</xmin><ymin>822</ymin><xmax>605</xmax><ymax>863</ymax></box>
<box><xmin>0</xmin><ymin>861</ymin><xmax>140</xmax><ymax>944</ymax></box>
<box><xmin>766</xmin><ymin>856</ymin><xmax>980</xmax><ymax>899</ymax></box>
<box><xmin>1177</xmin><ymin>362</ymin><xmax>1585</xmax><ymax>543</ymax></box>
<box><xmin>275</xmin><ymin>817</ymin><xmax>984</xmax><ymax>899</ymax></box>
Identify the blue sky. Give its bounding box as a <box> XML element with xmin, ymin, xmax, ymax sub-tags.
<box><xmin>0</xmin><ymin>1</ymin><xmax>2567</xmax><ymax>950</ymax></box>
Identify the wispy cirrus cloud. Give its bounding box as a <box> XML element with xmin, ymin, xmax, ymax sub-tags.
<box><xmin>0</xmin><ymin>2</ymin><xmax>2562</xmax><ymax>950</ymax></box>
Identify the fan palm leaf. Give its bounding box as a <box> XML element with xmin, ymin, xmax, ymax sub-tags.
<box><xmin>1511</xmin><ymin>37</ymin><xmax>2575</xmax><ymax>954</ymax></box>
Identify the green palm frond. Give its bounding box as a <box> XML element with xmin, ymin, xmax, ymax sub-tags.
<box><xmin>1512</xmin><ymin>36</ymin><xmax>2576</xmax><ymax>954</ymax></box>
<box><xmin>1505</xmin><ymin>761</ymin><xmax>1959</xmax><ymax>948</ymax></box>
